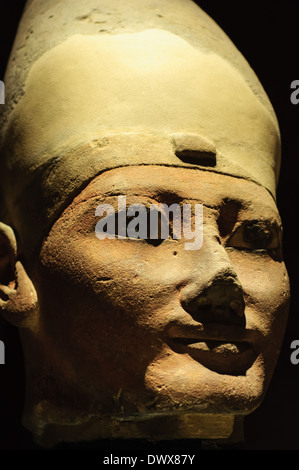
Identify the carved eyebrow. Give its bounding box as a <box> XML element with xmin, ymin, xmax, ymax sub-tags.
<box><xmin>217</xmin><ymin>198</ymin><xmax>243</xmax><ymax>237</ymax></box>
<box><xmin>171</xmin><ymin>133</ymin><xmax>217</xmax><ymax>167</ymax></box>
<box><xmin>217</xmin><ymin>197</ymin><xmax>282</xmax><ymax>238</ymax></box>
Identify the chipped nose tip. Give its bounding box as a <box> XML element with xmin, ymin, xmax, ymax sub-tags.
<box><xmin>182</xmin><ymin>279</ymin><xmax>245</xmax><ymax>325</ymax></box>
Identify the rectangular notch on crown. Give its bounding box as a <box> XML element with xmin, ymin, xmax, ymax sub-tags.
<box><xmin>172</xmin><ymin>133</ymin><xmax>217</xmax><ymax>167</ymax></box>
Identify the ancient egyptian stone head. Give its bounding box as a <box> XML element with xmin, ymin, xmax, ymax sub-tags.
<box><xmin>0</xmin><ymin>0</ymin><xmax>290</xmax><ymax>448</ymax></box>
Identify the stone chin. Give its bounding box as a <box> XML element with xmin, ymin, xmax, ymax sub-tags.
<box><xmin>21</xmin><ymin>351</ymin><xmax>267</xmax><ymax>447</ymax></box>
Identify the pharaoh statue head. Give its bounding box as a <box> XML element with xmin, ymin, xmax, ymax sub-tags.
<box><xmin>0</xmin><ymin>0</ymin><xmax>290</xmax><ymax>448</ymax></box>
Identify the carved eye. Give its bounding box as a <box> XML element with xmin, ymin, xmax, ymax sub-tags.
<box><xmin>126</xmin><ymin>206</ymin><xmax>174</xmax><ymax>246</ymax></box>
<box><xmin>227</xmin><ymin>220</ymin><xmax>281</xmax><ymax>254</ymax></box>
<box><xmin>95</xmin><ymin>206</ymin><xmax>173</xmax><ymax>246</ymax></box>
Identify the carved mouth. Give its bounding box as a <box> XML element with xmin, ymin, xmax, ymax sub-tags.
<box><xmin>167</xmin><ymin>325</ymin><xmax>258</xmax><ymax>375</ymax></box>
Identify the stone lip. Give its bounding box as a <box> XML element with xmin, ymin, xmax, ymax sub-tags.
<box><xmin>166</xmin><ymin>323</ymin><xmax>260</xmax><ymax>375</ymax></box>
<box><xmin>168</xmin><ymin>339</ymin><xmax>256</xmax><ymax>376</ymax></box>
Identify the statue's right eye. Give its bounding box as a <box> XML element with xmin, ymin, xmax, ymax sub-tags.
<box><xmin>125</xmin><ymin>206</ymin><xmax>173</xmax><ymax>245</ymax></box>
<box><xmin>95</xmin><ymin>206</ymin><xmax>173</xmax><ymax>244</ymax></box>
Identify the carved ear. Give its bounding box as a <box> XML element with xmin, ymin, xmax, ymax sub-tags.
<box><xmin>0</xmin><ymin>222</ymin><xmax>38</xmax><ymax>328</ymax></box>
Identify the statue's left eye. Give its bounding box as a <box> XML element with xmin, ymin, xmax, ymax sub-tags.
<box><xmin>226</xmin><ymin>220</ymin><xmax>281</xmax><ymax>254</ymax></box>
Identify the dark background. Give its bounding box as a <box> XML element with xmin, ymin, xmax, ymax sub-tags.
<box><xmin>0</xmin><ymin>0</ymin><xmax>299</xmax><ymax>452</ymax></box>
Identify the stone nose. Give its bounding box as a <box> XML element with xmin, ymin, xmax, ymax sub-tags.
<box><xmin>180</xmin><ymin>271</ymin><xmax>246</xmax><ymax>327</ymax></box>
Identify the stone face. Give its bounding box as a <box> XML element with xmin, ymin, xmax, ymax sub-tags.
<box><xmin>24</xmin><ymin>167</ymin><xmax>289</xmax><ymax>446</ymax></box>
<box><xmin>0</xmin><ymin>0</ymin><xmax>289</xmax><ymax>448</ymax></box>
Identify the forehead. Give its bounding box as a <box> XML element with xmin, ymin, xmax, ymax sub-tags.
<box><xmin>73</xmin><ymin>166</ymin><xmax>279</xmax><ymax>219</ymax></box>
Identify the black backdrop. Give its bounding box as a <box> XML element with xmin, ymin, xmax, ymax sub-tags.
<box><xmin>0</xmin><ymin>0</ymin><xmax>299</xmax><ymax>452</ymax></box>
